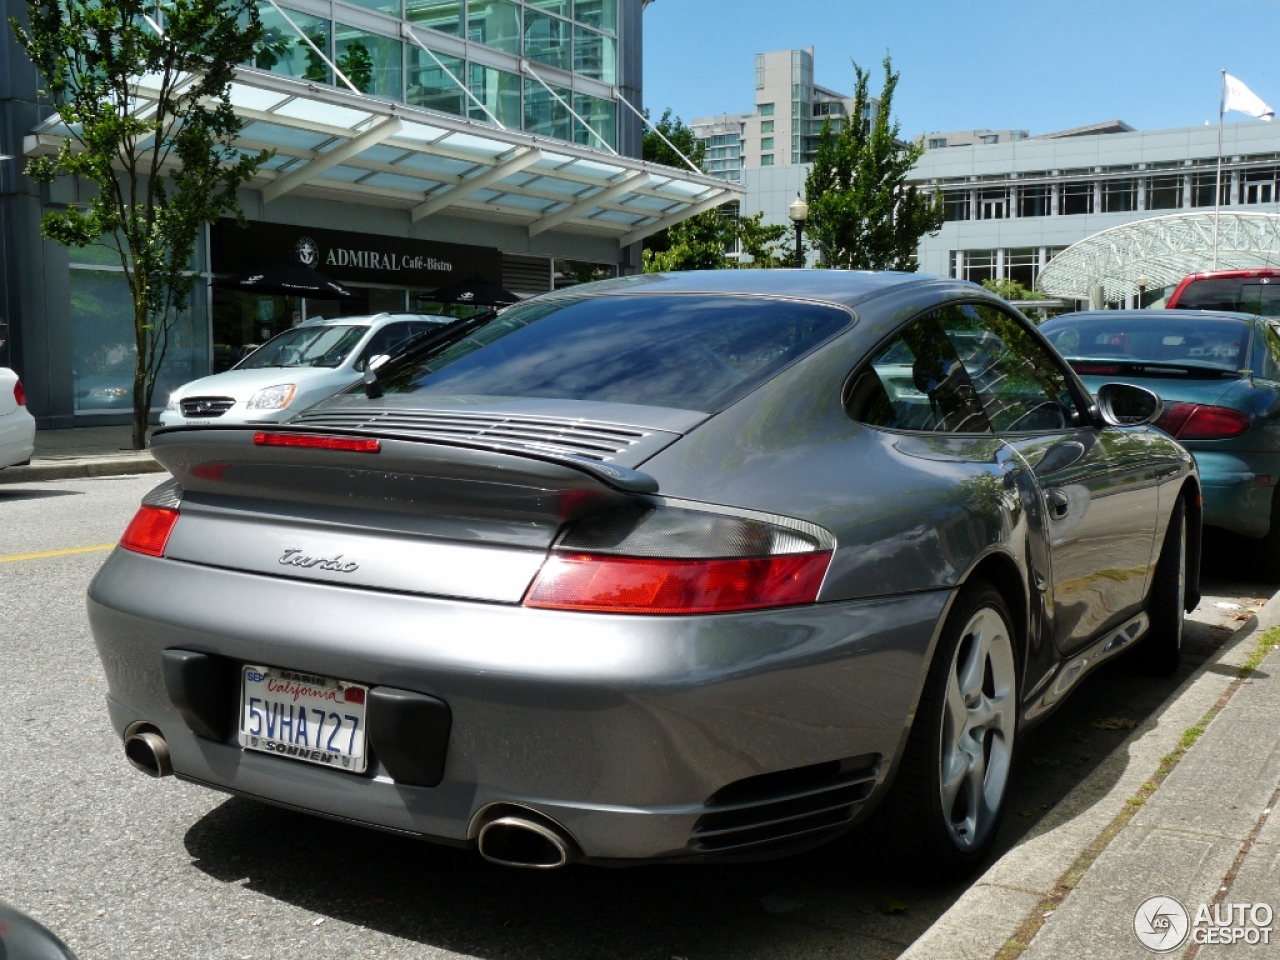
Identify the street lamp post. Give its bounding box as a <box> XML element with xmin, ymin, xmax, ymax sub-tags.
<box><xmin>1136</xmin><ymin>273</ymin><xmax>1149</xmax><ymax>309</ymax></box>
<box><xmin>788</xmin><ymin>194</ymin><xmax>808</xmax><ymax>269</ymax></box>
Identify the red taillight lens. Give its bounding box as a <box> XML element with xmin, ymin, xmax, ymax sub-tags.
<box><xmin>523</xmin><ymin>552</ymin><xmax>833</xmax><ymax>615</ymax></box>
<box><xmin>1070</xmin><ymin>363</ymin><xmax>1120</xmax><ymax>376</ymax></box>
<box><xmin>1157</xmin><ymin>402</ymin><xmax>1250</xmax><ymax>440</ymax></box>
<box><xmin>119</xmin><ymin>506</ymin><xmax>179</xmax><ymax>557</ymax></box>
<box><xmin>13</xmin><ymin>379</ymin><xmax>26</xmax><ymax>407</ymax></box>
<box><xmin>253</xmin><ymin>432</ymin><xmax>380</xmax><ymax>453</ymax></box>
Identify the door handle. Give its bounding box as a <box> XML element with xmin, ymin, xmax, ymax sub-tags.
<box><xmin>1047</xmin><ymin>489</ymin><xmax>1070</xmax><ymax>519</ymax></box>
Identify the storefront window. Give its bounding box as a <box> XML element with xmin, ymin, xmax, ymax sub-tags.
<box><xmin>524</xmin><ymin>9</ymin><xmax>571</xmax><ymax>71</ymax></box>
<box><xmin>409</xmin><ymin>290</ymin><xmax>489</xmax><ymax>318</ymax></box>
<box><xmin>469</xmin><ymin>63</ymin><xmax>521</xmax><ymax>129</ymax></box>
<box><xmin>573</xmin><ymin>92</ymin><xmax>615</xmax><ymax>149</ymax></box>
<box><xmin>335</xmin><ymin>26</ymin><xmax>403</xmax><ymax>100</ymax></box>
<box><xmin>253</xmin><ymin>3</ymin><xmax>331</xmax><ymax>85</ymax></box>
<box><xmin>524</xmin><ymin>79</ymin><xmax>572</xmax><ymax>141</ymax></box>
<box><xmin>573</xmin><ymin>0</ymin><xmax>615</xmax><ymax>33</ymax></box>
<box><xmin>404</xmin><ymin>0</ymin><xmax>461</xmax><ymax>34</ymax></box>
<box><xmin>212</xmin><ymin>290</ymin><xmax>303</xmax><ymax>373</ymax></box>
<box><xmin>573</xmin><ymin>26</ymin><xmax>614</xmax><ymax>83</ymax></box>
<box><xmin>406</xmin><ymin>47</ymin><xmax>465</xmax><ymax>116</ymax></box>
<box><xmin>71</xmin><ymin>271</ymin><xmax>209</xmax><ymax>411</ymax></box>
<box><xmin>467</xmin><ymin>0</ymin><xmax>521</xmax><ymax>55</ymax></box>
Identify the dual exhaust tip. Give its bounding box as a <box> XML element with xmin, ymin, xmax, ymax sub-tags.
<box><xmin>122</xmin><ymin>728</ymin><xmax>576</xmax><ymax>869</ymax></box>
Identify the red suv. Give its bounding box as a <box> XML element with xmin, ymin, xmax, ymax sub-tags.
<box><xmin>1167</xmin><ymin>268</ymin><xmax>1280</xmax><ymax>315</ymax></box>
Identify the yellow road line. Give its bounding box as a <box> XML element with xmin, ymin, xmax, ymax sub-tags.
<box><xmin>0</xmin><ymin>544</ymin><xmax>115</xmax><ymax>564</ymax></box>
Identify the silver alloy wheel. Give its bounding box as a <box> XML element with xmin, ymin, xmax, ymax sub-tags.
<box><xmin>939</xmin><ymin>606</ymin><xmax>1017</xmax><ymax>852</ymax></box>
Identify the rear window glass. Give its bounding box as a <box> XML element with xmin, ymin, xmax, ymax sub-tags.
<box><xmin>380</xmin><ymin>295</ymin><xmax>852</xmax><ymax>412</ymax></box>
<box><xmin>1174</xmin><ymin>277</ymin><xmax>1280</xmax><ymax>316</ymax></box>
<box><xmin>1039</xmin><ymin>315</ymin><xmax>1248</xmax><ymax>372</ymax></box>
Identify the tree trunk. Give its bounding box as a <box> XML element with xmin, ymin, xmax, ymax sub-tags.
<box><xmin>131</xmin><ymin>297</ymin><xmax>149</xmax><ymax>451</ymax></box>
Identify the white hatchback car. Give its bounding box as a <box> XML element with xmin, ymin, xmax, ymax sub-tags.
<box><xmin>0</xmin><ymin>366</ymin><xmax>36</xmax><ymax>468</ymax></box>
<box><xmin>160</xmin><ymin>313</ymin><xmax>452</xmax><ymax>428</ymax></box>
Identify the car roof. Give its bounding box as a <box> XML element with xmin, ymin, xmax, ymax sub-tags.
<box><xmin>533</xmin><ymin>269</ymin><xmax>953</xmax><ymax>309</ymax></box>
<box><xmin>1043</xmin><ymin>309</ymin><xmax>1260</xmax><ymax>324</ymax></box>
<box><xmin>1178</xmin><ymin>268</ymin><xmax>1280</xmax><ymax>280</ymax></box>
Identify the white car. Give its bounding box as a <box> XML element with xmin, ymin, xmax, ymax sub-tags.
<box><xmin>0</xmin><ymin>366</ymin><xmax>36</xmax><ymax>468</ymax></box>
<box><xmin>160</xmin><ymin>313</ymin><xmax>453</xmax><ymax>428</ymax></box>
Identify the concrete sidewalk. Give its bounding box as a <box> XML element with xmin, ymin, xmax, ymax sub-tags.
<box><xmin>0</xmin><ymin>425</ymin><xmax>164</xmax><ymax>484</ymax></box>
<box><xmin>903</xmin><ymin>597</ymin><xmax>1280</xmax><ymax>960</ymax></box>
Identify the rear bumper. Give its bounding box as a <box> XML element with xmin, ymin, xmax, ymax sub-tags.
<box><xmin>1193</xmin><ymin>450</ymin><xmax>1280</xmax><ymax>538</ymax></box>
<box><xmin>0</xmin><ymin>407</ymin><xmax>35</xmax><ymax>467</ymax></box>
<box><xmin>88</xmin><ymin>549</ymin><xmax>948</xmax><ymax>862</ymax></box>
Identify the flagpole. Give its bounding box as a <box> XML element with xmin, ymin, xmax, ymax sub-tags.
<box><xmin>1214</xmin><ymin>68</ymin><xmax>1225</xmax><ymax>270</ymax></box>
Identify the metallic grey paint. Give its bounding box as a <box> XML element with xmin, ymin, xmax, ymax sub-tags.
<box><xmin>87</xmin><ymin>271</ymin><xmax>1199</xmax><ymax>864</ymax></box>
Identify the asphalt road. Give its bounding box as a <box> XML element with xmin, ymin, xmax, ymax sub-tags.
<box><xmin>0</xmin><ymin>474</ymin><xmax>1272</xmax><ymax>960</ymax></box>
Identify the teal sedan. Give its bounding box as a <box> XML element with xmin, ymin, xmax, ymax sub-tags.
<box><xmin>1041</xmin><ymin>310</ymin><xmax>1280</xmax><ymax>575</ymax></box>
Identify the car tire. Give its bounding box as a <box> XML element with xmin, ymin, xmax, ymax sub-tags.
<box><xmin>866</xmin><ymin>581</ymin><xmax>1018</xmax><ymax>879</ymax></box>
<box><xmin>1136</xmin><ymin>497</ymin><xmax>1186</xmax><ymax>676</ymax></box>
<box><xmin>1250</xmin><ymin>485</ymin><xmax>1280</xmax><ymax>582</ymax></box>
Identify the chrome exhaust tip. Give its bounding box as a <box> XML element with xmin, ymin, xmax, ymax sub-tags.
<box><xmin>124</xmin><ymin>730</ymin><xmax>173</xmax><ymax>778</ymax></box>
<box><xmin>477</xmin><ymin>816</ymin><xmax>572</xmax><ymax>869</ymax></box>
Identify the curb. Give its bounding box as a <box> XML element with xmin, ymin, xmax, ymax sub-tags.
<box><xmin>898</xmin><ymin>589</ymin><xmax>1280</xmax><ymax>960</ymax></box>
<box><xmin>0</xmin><ymin>456</ymin><xmax>166</xmax><ymax>484</ymax></box>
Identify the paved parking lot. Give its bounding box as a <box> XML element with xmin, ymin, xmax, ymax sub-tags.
<box><xmin>0</xmin><ymin>474</ymin><xmax>1270</xmax><ymax>960</ymax></box>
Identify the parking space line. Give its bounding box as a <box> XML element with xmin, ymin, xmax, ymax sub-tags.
<box><xmin>0</xmin><ymin>544</ymin><xmax>114</xmax><ymax>564</ymax></box>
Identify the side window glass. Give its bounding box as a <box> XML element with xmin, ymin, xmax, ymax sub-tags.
<box><xmin>356</xmin><ymin>324</ymin><xmax>410</xmax><ymax>371</ymax></box>
<box><xmin>845</xmin><ymin>313</ymin><xmax>992</xmax><ymax>433</ymax></box>
<box><xmin>939</xmin><ymin>303</ymin><xmax>1080</xmax><ymax>433</ymax></box>
<box><xmin>1255</xmin><ymin>323</ymin><xmax>1280</xmax><ymax>381</ymax></box>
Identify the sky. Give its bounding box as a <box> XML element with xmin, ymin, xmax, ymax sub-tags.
<box><xmin>642</xmin><ymin>0</ymin><xmax>1280</xmax><ymax>138</ymax></box>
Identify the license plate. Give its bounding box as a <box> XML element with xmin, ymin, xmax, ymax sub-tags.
<box><xmin>239</xmin><ymin>665</ymin><xmax>369</xmax><ymax>773</ymax></box>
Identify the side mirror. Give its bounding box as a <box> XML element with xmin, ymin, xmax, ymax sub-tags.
<box><xmin>368</xmin><ymin>353</ymin><xmax>391</xmax><ymax>371</ymax></box>
<box><xmin>1096</xmin><ymin>382</ymin><xmax>1164</xmax><ymax>427</ymax></box>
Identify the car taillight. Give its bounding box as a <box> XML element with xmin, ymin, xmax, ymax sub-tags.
<box><xmin>1157</xmin><ymin>402</ymin><xmax>1250</xmax><ymax>440</ymax></box>
<box><xmin>1070</xmin><ymin>363</ymin><xmax>1120</xmax><ymax>376</ymax></box>
<box><xmin>253</xmin><ymin>432</ymin><xmax>380</xmax><ymax>453</ymax></box>
<box><xmin>13</xmin><ymin>379</ymin><xmax>25</xmax><ymax>407</ymax></box>
<box><xmin>120</xmin><ymin>506</ymin><xmax>179</xmax><ymax>557</ymax></box>
<box><xmin>523</xmin><ymin>503</ymin><xmax>834</xmax><ymax>614</ymax></box>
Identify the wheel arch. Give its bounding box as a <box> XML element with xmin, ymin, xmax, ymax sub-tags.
<box><xmin>960</xmin><ymin>550</ymin><xmax>1030</xmax><ymax>670</ymax></box>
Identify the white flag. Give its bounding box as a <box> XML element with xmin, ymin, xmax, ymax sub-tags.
<box><xmin>1224</xmin><ymin>74</ymin><xmax>1275</xmax><ymax>121</ymax></box>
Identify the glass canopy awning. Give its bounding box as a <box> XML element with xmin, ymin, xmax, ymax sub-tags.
<box><xmin>24</xmin><ymin>65</ymin><xmax>740</xmax><ymax>250</ymax></box>
<box><xmin>1039</xmin><ymin>212</ymin><xmax>1280</xmax><ymax>301</ymax></box>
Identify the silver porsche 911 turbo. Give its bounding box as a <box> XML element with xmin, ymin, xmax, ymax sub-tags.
<box><xmin>89</xmin><ymin>270</ymin><xmax>1199</xmax><ymax>877</ymax></box>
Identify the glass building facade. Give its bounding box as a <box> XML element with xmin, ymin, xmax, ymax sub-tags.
<box><xmin>251</xmin><ymin>0</ymin><xmax>619</xmax><ymax>149</ymax></box>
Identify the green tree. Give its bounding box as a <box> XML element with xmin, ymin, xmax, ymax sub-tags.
<box><xmin>981</xmin><ymin>278</ymin><xmax>1044</xmax><ymax>301</ymax></box>
<box><xmin>804</xmin><ymin>55</ymin><xmax>943</xmax><ymax>270</ymax></box>
<box><xmin>736</xmin><ymin>211</ymin><xmax>792</xmax><ymax>268</ymax></box>
<box><xmin>13</xmin><ymin>0</ymin><xmax>271</xmax><ymax>448</ymax></box>
<box><xmin>641</xmin><ymin>108</ymin><xmax>708</xmax><ymax>257</ymax></box>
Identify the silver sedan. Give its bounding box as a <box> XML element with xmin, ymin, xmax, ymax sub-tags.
<box><xmin>89</xmin><ymin>271</ymin><xmax>1198</xmax><ymax>877</ymax></box>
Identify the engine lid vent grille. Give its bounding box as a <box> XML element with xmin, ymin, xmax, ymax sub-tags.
<box><xmin>290</xmin><ymin>409</ymin><xmax>669</xmax><ymax>463</ymax></box>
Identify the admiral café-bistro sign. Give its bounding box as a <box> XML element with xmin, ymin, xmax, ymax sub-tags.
<box><xmin>211</xmin><ymin>220</ymin><xmax>503</xmax><ymax>290</ymax></box>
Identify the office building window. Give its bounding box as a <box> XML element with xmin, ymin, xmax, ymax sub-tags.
<box><xmin>943</xmin><ymin>190</ymin><xmax>969</xmax><ymax>222</ymax></box>
<box><xmin>1244</xmin><ymin>168</ymin><xmax>1280</xmax><ymax>205</ymax></box>
<box><xmin>759</xmin><ymin>103</ymin><xmax>774</xmax><ymax>116</ymax></box>
<box><xmin>961</xmin><ymin>250</ymin><xmax>996</xmax><ymax>284</ymax></box>
<box><xmin>1061</xmin><ymin>181</ymin><xmax>1093</xmax><ymax>215</ymax></box>
<box><xmin>253</xmin><ymin>4</ymin><xmax>330</xmax><ymax>84</ymax></box>
<box><xmin>1103</xmin><ymin>179</ymin><xmax>1137</xmax><ymax>213</ymax></box>
<box><xmin>468</xmin><ymin>62</ymin><xmax>521</xmax><ymax>128</ymax></box>
<box><xmin>404</xmin><ymin>0</ymin><xmax>462</xmax><ymax>34</ymax></box>
<box><xmin>1192</xmin><ymin>172</ymin><xmax>1228</xmax><ymax>207</ymax></box>
<box><xmin>527</xmin><ymin>0</ymin><xmax>569</xmax><ymax>15</ymax></box>
<box><xmin>978</xmin><ymin>189</ymin><xmax>1007</xmax><ymax>220</ymax></box>
<box><xmin>1147</xmin><ymin>175</ymin><xmax>1182</xmax><ymax>210</ymax></box>
<box><xmin>928</xmin><ymin>137</ymin><xmax>946</xmax><ymax>149</ymax></box>
<box><xmin>1019</xmin><ymin>184</ymin><xmax>1050</xmax><ymax>217</ymax></box>
<box><xmin>573</xmin><ymin>25</ymin><xmax>615</xmax><ymax>82</ymax></box>
<box><xmin>755</xmin><ymin>54</ymin><xmax>764</xmax><ymax>88</ymax></box>
<box><xmin>524</xmin><ymin>9</ymin><xmax>570</xmax><ymax>70</ymax></box>
<box><xmin>573</xmin><ymin>92</ymin><xmax>615</xmax><ymax>149</ymax></box>
<box><xmin>406</xmin><ymin>47</ymin><xmax>465</xmax><ymax>115</ymax></box>
<box><xmin>761</xmin><ymin>154</ymin><xmax>774</xmax><ymax>166</ymax></box>
<box><xmin>761</xmin><ymin>120</ymin><xmax>774</xmax><ymax>134</ymax></box>
<box><xmin>467</xmin><ymin>0</ymin><xmax>521</xmax><ymax>54</ymax></box>
<box><xmin>761</xmin><ymin>137</ymin><xmax>774</xmax><ymax>151</ymax></box>
<box><xmin>335</xmin><ymin>26</ymin><xmax>402</xmax><ymax>100</ymax></box>
<box><xmin>1006</xmin><ymin>248</ymin><xmax>1039</xmax><ymax>289</ymax></box>
<box><xmin>342</xmin><ymin>0</ymin><xmax>398</xmax><ymax>13</ymax></box>
<box><xmin>573</xmin><ymin>0</ymin><xmax>615</xmax><ymax>32</ymax></box>
<box><xmin>524</xmin><ymin>78</ymin><xmax>572</xmax><ymax>141</ymax></box>
<box><xmin>980</xmin><ymin>134</ymin><xmax>998</xmax><ymax>144</ymax></box>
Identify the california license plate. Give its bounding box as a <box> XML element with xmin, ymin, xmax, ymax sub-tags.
<box><xmin>239</xmin><ymin>665</ymin><xmax>369</xmax><ymax>773</ymax></box>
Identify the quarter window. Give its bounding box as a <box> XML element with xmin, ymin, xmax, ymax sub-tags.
<box><xmin>845</xmin><ymin>314</ymin><xmax>991</xmax><ymax>434</ymax></box>
<box><xmin>940</xmin><ymin>304</ymin><xmax>1080</xmax><ymax>433</ymax></box>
